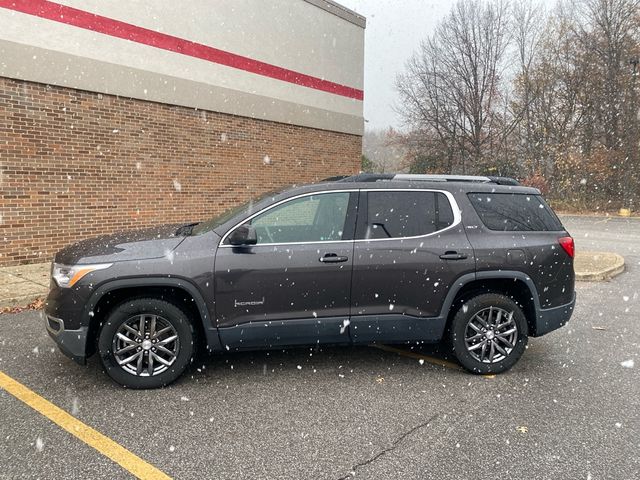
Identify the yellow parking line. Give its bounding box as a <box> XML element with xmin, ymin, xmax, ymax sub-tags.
<box><xmin>371</xmin><ymin>344</ymin><xmax>462</xmax><ymax>371</ymax></box>
<box><xmin>0</xmin><ymin>370</ymin><xmax>171</xmax><ymax>480</ymax></box>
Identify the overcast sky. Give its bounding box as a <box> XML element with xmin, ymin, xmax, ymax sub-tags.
<box><xmin>339</xmin><ymin>0</ymin><xmax>556</xmax><ymax>132</ymax></box>
<box><xmin>338</xmin><ymin>0</ymin><xmax>454</xmax><ymax>131</ymax></box>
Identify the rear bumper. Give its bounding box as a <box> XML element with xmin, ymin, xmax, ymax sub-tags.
<box><xmin>44</xmin><ymin>312</ymin><xmax>88</xmax><ymax>365</ymax></box>
<box><xmin>533</xmin><ymin>291</ymin><xmax>576</xmax><ymax>337</ymax></box>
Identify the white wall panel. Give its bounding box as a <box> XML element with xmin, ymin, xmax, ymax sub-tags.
<box><xmin>0</xmin><ymin>0</ymin><xmax>365</xmax><ymax>134</ymax></box>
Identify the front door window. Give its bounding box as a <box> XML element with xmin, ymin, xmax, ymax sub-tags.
<box><xmin>248</xmin><ymin>192</ymin><xmax>350</xmax><ymax>244</ymax></box>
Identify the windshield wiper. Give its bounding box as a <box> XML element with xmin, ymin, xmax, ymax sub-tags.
<box><xmin>175</xmin><ymin>222</ymin><xmax>200</xmax><ymax>236</ymax></box>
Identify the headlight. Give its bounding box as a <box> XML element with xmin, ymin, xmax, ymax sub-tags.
<box><xmin>52</xmin><ymin>263</ymin><xmax>112</xmax><ymax>288</ymax></box>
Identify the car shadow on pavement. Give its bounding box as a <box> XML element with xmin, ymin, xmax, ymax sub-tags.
<box><xmin>177</xmin><ymin>342</ymin><xmax>464</xmax><ymax>385</ymax></box>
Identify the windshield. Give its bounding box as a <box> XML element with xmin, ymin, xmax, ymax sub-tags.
<box><xmin>191</xmin><ymin>189</ymin><xmax>285</xmax><ymax>235</ymax></box>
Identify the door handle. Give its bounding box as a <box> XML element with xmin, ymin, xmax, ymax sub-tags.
<box><xmin>439</xmin><ymin>251</ymin><xmax>468</xmax><ymax>260</ymax></box>
<box><xmin>319</xmin><ymin>253</ymin><xmax>349</xmax><ymax>263</ymax></box>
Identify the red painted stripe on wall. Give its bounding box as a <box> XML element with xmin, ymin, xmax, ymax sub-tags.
<box><xmin>0</xmin><ymin>0</ymin><xmax>364</xmax><ymax>100</ymax></box>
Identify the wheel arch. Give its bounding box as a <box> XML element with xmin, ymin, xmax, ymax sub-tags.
<box><xmin>441</xmin><ymin>271</ymin><xmax>541</xmax><ymax>336</ymax></box>
<box><xmin>83</xmin><ymin>277</ymin><xmax>222</xmax><ymax>357</ymax></box>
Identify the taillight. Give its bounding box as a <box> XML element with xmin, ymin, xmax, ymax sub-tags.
<box><xmin>558</xmin><ymin>236</ymin><xmax>574</xmax><ymax>258</ymax></box>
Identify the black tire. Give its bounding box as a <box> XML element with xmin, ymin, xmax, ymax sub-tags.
<box><xmin>449</xmin><ymin>293</ymin><xmax>528</xmax><ymax>375</ymax></box>
<box><xmin>98</xmin><ymin>298</ymin><xmax>195</xmax><ymax>389</ymax></box>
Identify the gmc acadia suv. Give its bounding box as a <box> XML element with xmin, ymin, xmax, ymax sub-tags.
<box><xmin>44</xmin><ymin>174</ymin><xmax>576</xmax><ymax>388</ymax></box>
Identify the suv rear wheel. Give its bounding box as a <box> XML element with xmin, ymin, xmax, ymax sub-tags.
<box><xmin>450</xmin><ymin>293</ymin><xmax>528</xmax><ymax>374</ymax></box>
<box><xmin>98</xmin><ymin>298</ymin><xmax>195</xmax><ymax>389</ymax></box>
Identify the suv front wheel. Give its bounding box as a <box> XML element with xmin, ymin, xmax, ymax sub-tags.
<box><xmin>98</xmin><ymin>298</ymin><xmax>195</xmax><ymax>388</ymax></box>
<box><xmin>450</xmin><ymin>293</ymin><xmax>528</xmax><ymax>375</ymax></box>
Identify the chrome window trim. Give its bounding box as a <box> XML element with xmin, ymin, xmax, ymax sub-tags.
<box><xmin>219</xmin><ymin>188</ymin><xmax>462</xmax><ymax>247</ymax></box>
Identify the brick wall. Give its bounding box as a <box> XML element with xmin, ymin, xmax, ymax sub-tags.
<box><xmin>0</xmin><ymin>77</ymin><xmax>361</xmax><ymax>266</ymax></box>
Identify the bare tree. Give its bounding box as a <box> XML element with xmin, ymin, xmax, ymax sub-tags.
<box><xmin>397</xmin><ymin>0</ymin><xmax>513</xmax><ymax>174</ymax></box>
<box><xmin>510</xmin><ymin>0</ymin><xmax>546</xmax><ymax>174</ymax></box>
<box><xmin>396</xmin><ymin>0</ymin><xmax>640</xmax><ymax>210</ymax></box>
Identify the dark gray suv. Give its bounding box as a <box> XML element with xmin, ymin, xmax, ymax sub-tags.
<box><xmin>44</xmin><ymin>174</ymin><xmax>576</xmax><ymax>388</ymax></box>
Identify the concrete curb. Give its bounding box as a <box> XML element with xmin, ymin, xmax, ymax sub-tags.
<box><xmin>574</xmin><ymin>251</ymin><xmax>625</xmax><ymax>282</ymax></box>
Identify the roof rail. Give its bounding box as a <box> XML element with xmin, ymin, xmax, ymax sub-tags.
<box><xmin>335</xmin><ymin>174</ymin><xmax>519</xmax><ymax>186</ymax></box>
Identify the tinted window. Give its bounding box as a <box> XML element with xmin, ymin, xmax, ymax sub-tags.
<box><xmin>468</xmin><ymin>193</ymin><xmax>564</xmax><ymax>232</ymax></box>
<box><xmin>363</xmin><ymin>191</ymin><xmax>454</xmax><ymax>239</ymax></box>
<box><xmin>246</xmin><ymin>192</ymin><xmax>350</xmax><ymax>244</ymax></box>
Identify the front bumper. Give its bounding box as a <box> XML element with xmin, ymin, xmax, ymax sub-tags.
<box><xmin>43</xmin><ymin>279</ymin><xmax>94</xmax><ymax>364</ymax></box>
<box><xmin>44</xmin><ymin>312</ymin><xmax>89</xmax><ymax>365</ymax></box>
<box><xmin>533</xmin><ymin>291</ymin><xmax>577</xmax><ymax>337</ymax></box>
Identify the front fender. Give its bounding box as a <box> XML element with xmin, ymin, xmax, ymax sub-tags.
<box><xmin>84</xmin><ymin>276</ymin><xmax>223</xmax><ymax>352</ymax></box>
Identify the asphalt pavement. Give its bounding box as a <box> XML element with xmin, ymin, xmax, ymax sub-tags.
<box><xmin>0</xmin><ymin>215</ymin><xmax>638</xmax><ymax>479</ymax></box>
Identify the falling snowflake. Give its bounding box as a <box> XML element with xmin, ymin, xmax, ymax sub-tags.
<box><xmin>340</xmin><ymin>319</ymin><xmax>350</xmax><ymax>334</ymax></box>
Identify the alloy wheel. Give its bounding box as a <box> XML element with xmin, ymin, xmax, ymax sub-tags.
<box><xmin>464</xmin><ymin>306</ymin><xmax>518</xmax><ymax>364</ymax></box>
<box><xmin>112</xmin><ymin>314</ymin><xmax>180</xmax><ymax>376</ymax></box>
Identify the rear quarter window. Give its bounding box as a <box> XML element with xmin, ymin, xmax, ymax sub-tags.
<box><xmin>468</xmin><ymin>193</ymin><xmax>564</xmax><ymax>232</ymax></box>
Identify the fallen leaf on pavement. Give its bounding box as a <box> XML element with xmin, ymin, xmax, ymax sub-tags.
<box><xmin>0</xmin><ymin>297</ymin><xmax>45</xmax><ymax>315</ymax></box>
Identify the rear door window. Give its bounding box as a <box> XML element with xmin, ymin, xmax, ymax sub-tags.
<box><xmin>361</xmin><ymin>191</ymin><xmax>455</xmax><ymax>239</ymax></box>
<box><xmin>468</xmin><ymin>193</ymin><xmax>564</xmax><ymax>232</ymax></box>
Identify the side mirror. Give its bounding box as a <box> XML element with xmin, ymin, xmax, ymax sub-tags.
<box><xmin>228</xmin><ymin>224</ymin><xmax>257</xmax><ymax>246</ymax></box>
